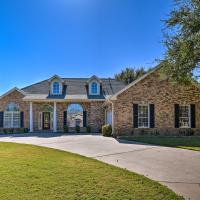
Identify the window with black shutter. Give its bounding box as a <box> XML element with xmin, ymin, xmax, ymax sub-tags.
<box><xmin>190</xmin><ymin>104</ymin><xmax>195</xmax><ymax>128</ymax></box>
<box><xmin>174</xmin><ymin>104</ymin><xmax>179</xmax><ymax>128</ymax></box>
<box><xmin>63</xmin><ymin>111</ymin><xmax>67</xmax><ymax>126</ymax></box>
<box><xmin>0</xmin><ymin>112</ymin><xmax>3</xmax><ymax>128</ymax></box>
<box><xmin>20</xmin><ymin>112</ymin><xmax>24</xmax><ymax>128</ymax></box>
<box><xmin>133</xmin><ymin>104</ymin><xmax>138</xmax><ymax>128</ymax></box>
<box><xmin>83</xmin><ymin>111</ymin><xmax>87</xmax><ymax>127</ymax></box>
<box><xmin>150</xmin><ymin>104</ymin><xmax>155</xmax><ymax>128</ymax></box>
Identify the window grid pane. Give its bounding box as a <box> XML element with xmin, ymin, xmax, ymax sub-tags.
<box><xmin>138</xmin><ymin>105</ymin><xmax>149</xmax><ymax>128</ymax></box>
<box><xmin>4</xmin><ymin>111</ymin><xmax>20</xmax><ymax>128</ymax></box>
<box><xmin>91</xmin><ymin>82</ymin><xmax>97</xmax><ymax>94</ymax></box>
<box><xmin>53</xmin><ymin>82</ymin><xmax>60</xmax><ymax>94</ymax></box>
<box><xmin>13</xmin><ymin>112</ymin><xmax>20</xmax><ymax>128</ymax></box>
<box><xmin>179</xmin><ymin>106</ymin><xmax>190</xmax><ymax>128</ymax></box>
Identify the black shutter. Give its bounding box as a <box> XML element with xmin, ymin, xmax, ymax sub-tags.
<box><xmin>133</xmin><ymin>104</ymin><xmax>138</xmax><ymax>128</ymax></box>
<box><xmin>0</xmin><ymin>112</ymin><xmax>3</xmax><ymax>128</ymax></box>
<box><xmin>83</xmin><ymin>111</ymin><xmax>87</xmax><ymax>127</ymax></box>
<box><xmin>20</xmin><ymin>112</ymin><xmax>24</xmax><ymax>128</ymax></box>
<box><xmin>190</xmin><ymin>104</ymin><xmax>195</xmax><ymax>128</ymax></box>
<box><xmin>174</xmin><ymin>104</ymin><xmax>179</xmax><ymax>128</ymax></box>
<box><xmin>150</xmin><ymin>104</ymin><xmax>155</xmax><ymax>128</ymax></box>
<box><xmin>63</xmin><ymin>111</ymin><xmax>67</xmax><ymax>126</ymax></box>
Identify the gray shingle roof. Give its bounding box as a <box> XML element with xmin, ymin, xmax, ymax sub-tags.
<box><xmin>21</xmin><ymin>78</ymin><xmax>126</xmax><ymax>100</ymax></box>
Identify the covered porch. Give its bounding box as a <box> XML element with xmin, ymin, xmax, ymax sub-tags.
<box><xmin>26</xmin><ymin>100</ymin><xmax>105</xmax><ymax>133</ymax></box>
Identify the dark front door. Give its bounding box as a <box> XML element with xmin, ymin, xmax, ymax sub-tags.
<box><xmin>43</xmin><ymin>112</ymin><xmax>50</xmax><ymax>130</ymax></box>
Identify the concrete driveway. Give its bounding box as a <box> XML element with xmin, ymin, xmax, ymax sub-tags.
<box><xmin>0</xmin><ymin>133</ymin><xmax>200</xmax><ymax>200</ymax></box>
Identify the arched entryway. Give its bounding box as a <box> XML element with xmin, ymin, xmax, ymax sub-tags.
<box><xmin>67</xmin><ymin>104</ymin><xmax>85</xmax><ymax>127</ymax></box>
<box><xmin>38</xmin><ymin>104</ymin><xmax>53</xmax><ymax>130</ymax></box>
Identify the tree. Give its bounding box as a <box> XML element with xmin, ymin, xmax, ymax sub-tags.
<box><xmin>162</xmin><ymin>0</ymin><xmax>200</xmax><ymax>84</ymax></box>
<box><xmin>115</xmin><ymin>67</ymin><xmax>147</xmax><ymax>84</ymax></box>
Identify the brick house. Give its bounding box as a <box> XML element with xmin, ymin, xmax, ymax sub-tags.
<box><xmin>0</xmin><ymin>66</ymin><xmax>200</xmax><ymax>135</ymax></box>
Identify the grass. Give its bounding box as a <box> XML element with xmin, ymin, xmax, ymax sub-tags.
<box><xmin>119</xmin><ymin>136</ymin><xmax>200</xmax><ymax>151</ymax></box>
<box><xmin>0</xmin><ymin>142</ymin><xmax>183</xmax><ymax>200</ymax></box>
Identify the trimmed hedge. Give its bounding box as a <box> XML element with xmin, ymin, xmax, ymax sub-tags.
<box><xmin>63</xmin><ymin>125</ymin><xmax>69</xmax><ymax>133</ymax></box>
<box><xmin>0</xmin><ymin>128</ymin><xmax>29</xmax><ymax>134</ymax></box>
<box><xmin>102</xmin><ymin>124</ymin><xmax>112</xmax><ymax>137</ymax></box>
<box><xmin>76</xmin><ymin>125</ymin><xmax>80</xmax><ymax>133</ymax></box>
<box><xmin>86</xmin><ymin>126</ymin><xmax>91</xmax><ymax>133</ymax></box>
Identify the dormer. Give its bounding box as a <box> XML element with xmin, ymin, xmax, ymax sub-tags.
<box><xmin>48</xmin><ymin>75</ymin><xmax>64</xmax><ymax>95</ymax></box>
<box><xmin>87</xmin><ymin>75</ymin><xmax>102</xmax><ymax>95</ymax></box>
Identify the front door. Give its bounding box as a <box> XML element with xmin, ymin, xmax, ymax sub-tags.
<box><xmin>43</xmin><ymin>112</ymin><xmax>50</xmax><ymax>130</ymax></box>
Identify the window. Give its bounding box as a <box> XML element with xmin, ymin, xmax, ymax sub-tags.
<box><xmin>4</xmin><ymin>103</ymin><xmax>20</xmax><ymax>128</ymax></box>
<box><xmin>52</xmin><ymin>82</ymin><xmax>60</xmax><ymax>94</ymax></box>
<box><xmin>138</xmin><ymin>105</ymin><xmax>149</xmax><ymax>128</ymax></box>
<box><xmin>67</xmin><ymin>104</ymin><xmax>83</xmax><ymax>127</ymax></box>
<box><xmin>91</xmin><ymin>82</ymin><xmax>98</xmax><ymax>94</ymax></box>
<box><xmin>179</xmin><ymin>105</ymin><xmax>190</xmax><ymax>128</ymax></box>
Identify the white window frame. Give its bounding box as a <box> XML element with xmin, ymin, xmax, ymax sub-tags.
<box><xmin>38</xmin><ymin>112</ymin><xmax>42</xmax><ymax>130</ymax></box>
<box><xmin>52</xmin><ymin>81</ymin><xmax>61</xmax><ymax>95</ymax></box>
<box><xmin>138</xmin><ymin>104</ymin><xmax>150</xmax><ymax>128</ymax></box>
<box><xmin>4</xmin><ymin>111</ymin><xmax>20</xmax><ymax>128</ymax></box>
<box><xmin>179</xmin><ymin>105</ymin><xmax>191</xmax><ymax>128</ymax></box>
<box><xmin>89</xmin><ymin>80</ymin><xmax>100</xmax><ymax>95</ymax></box>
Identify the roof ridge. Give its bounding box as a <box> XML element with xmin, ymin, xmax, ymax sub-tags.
<box><xmin>21</xmin><ymin>79</ymin><xmax>49</xmax><ymax>90</ymax></box>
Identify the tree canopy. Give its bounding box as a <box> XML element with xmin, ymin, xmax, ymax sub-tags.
<box><xmin>162</xmin><ymin>0</ymin><xmax>200</xmax><ymax>83</ymax></box>
<box><xmin>115</xmin><ymin>67</ymin><xmax>148</xmax><ymax>84</ymax></box>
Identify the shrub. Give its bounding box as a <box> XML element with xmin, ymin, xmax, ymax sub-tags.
<box><xmin>0</xmin><ymin>128</ymin><xmax>29</xmax><ymax>134</ymax></box>
<box><xmin>63</xmin><ymin>125</ymin><xmax>69</xmax><ymax>133</ymax></box>
<box><xmin>3</xmin><ymin>129</ymin><xmax>8</xmax><ymax>134</ymax></box>
<box><xmin>23</xmin><ymin>128</ymin><xmax>29</xmax><ymax>133</ymax></box>
<box><xmin>86</xmin><ymin>126</ymin><xmax>91</xmax><ymax>133</ymax></box>
<box><xmin>186</xmin><ymin>129</ymin><xmax>194</xmax><ymax>136</ymax></box>
<box><xmin>76</xmin><ymin>125</ymin><xmax>80</xmax><ymax>133</ymax></box>
<box><xmin>102</xmin><ymin>124</ymin><xmax>112</xmax><ymax>137</ymax></box>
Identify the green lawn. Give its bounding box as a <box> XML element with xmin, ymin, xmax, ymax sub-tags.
<box><xmin>0</xmin><ymin>142</ymin><xmax>182</xmax><ymax>200</ymax></box>
<box><xmin>119</xmin><ymin>136</ymin><xmax>200</xmax><ymax>151</ymax></box>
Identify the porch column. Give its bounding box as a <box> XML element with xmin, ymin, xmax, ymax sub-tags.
<box><xmin>111</xmin><ymin>101</ymin><xmax>114</xmax><ymax>136</ymax></box>
<box><xmin>29</xmin><ymin>102</ymin><xmax>33</xmax><ymax>132</ymax></box>
<box><xmin>53</xmin><ymin>102</ymin><xmax>57</xmax><ymax>132</ymax></box>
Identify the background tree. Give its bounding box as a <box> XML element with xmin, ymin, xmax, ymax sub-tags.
<box><xmin>162</xmin><ymin>0</ymin><xmax>200</xmax><ymax>83</ymax></box>
<box><xmin>115</xmin><ymin>67</ymin><xmax>147</xmax><ymax>84</ymax></box>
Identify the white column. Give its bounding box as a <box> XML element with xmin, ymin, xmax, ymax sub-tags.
<box><xmin>53</xmin><ymin>102</ymin><xmax>57</xmax><ymax>132</ymax></box>
<box><xmin>111</xmin><ymin>102</ymin><xmax>114</xmax><ymax>135</ymax></box>
<box><xmin>29</xmin><ymin>102</ymin><xmax>33</xmax><ymax>132</ymax></box>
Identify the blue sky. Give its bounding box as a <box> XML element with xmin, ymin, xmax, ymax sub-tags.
<box><xmin>0</xmin><ymin>0</ymin><xmax>173</xmax><ymax>94</ymax></box>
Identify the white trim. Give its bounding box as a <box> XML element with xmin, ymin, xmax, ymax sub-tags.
<box><xmin>86</xmin><ymin>75</ymin><xmax>102</xmax><ymax>84</ymax></box>
<box><xmin>50</xmin><ymin>79</ymin><xmax>63</xmax><ymax>96</ymax></box>
<box><xmin>3</xmin><ymin>111</ymin><xmax>20</xmax><ymax>128</ymax></box>
<box><xmin>138</xmin><ymin>104</ymin><xmax>150</xmax><ymax>128</ymax></box>
<box><xmin>0</xmin><ymin>87</ymin><xmax>26</xmax><ymax>99</ymax></box>
<box><xmin>38</xmin><ymin>112</ymin><xmax>42</xmax><ymax>130</ymax></box>
<box><xmin>111</xmin><ymin>102</ymin><xmax>114</xmax><ymax>134</ymax></box>
<box><xmin>29</xmin><ymin>102</ymin><xmax>33</xmax><ymax>132</ymax></box>
<box><xmin>53</xmin><ymin>102</ymin><xmax>57</xmax><ymax>132</ymax></box>
<box><xmin>22</xmin><ymin>98</ymin><xmax>106</xmax><ymax>102</ymax></box>
<box><xmin>48</xmin><ymin>75</ymin><xmax>64</xmax><ymax>83</ymax></box>
<box><xmin>89</xmin><ymin>80</ymin><xmax>100</xmax><ymax>95</ymax></box>
<box><xmin>179</xmin><ymin>105</ymin><xmax>191</xmax><ymax>128</ymax></box>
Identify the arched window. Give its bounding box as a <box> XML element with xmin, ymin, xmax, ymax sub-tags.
<box><xmin>91</xmin><ymin>82</ymin><xmax>98</xmax><ymax>94</ymax></box>
<box><xmin>4</xmin><ymin>103</ymin><xmax>20</xmax><ymax>128</ymax></box>
<box><xmin>67</xmin><ymin>104</ymin><xmax>83</xmax><ymax>127</ymax></box>
<box><xmin>52</xmin><ymin>82</ymin><xmax>60</xmax><ymax>94</ymax></box>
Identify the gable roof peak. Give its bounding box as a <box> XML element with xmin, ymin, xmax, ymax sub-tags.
<box><xmin>0</xmin><ymin>87</ymin><xmax>26</xmax><ymax>99</ymax></box>
<box><xmin>87</xmin><ymin>75</ymin><xmax>102</xmax><ymax>83</ymax></box>
<box><xmin>48</xmin><ymin>75</ymin><xmax>64</xmax><ymax>83</ymax></box>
